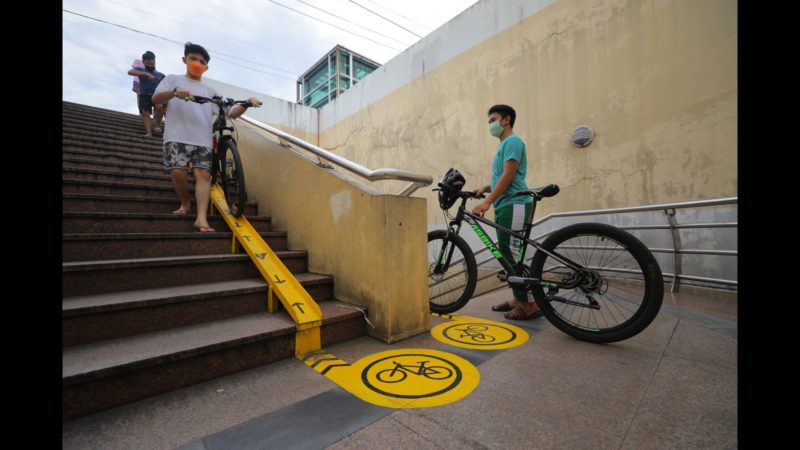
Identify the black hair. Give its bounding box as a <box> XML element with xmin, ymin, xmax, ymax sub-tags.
<box><xmin>487</xmin><ymin>104</ymin><xmax>516</xmax><ymax>128</ymax></box>
<box><xmin>184</xmin><ymin>42</ymin><xmax>210</xmax><ymax>62</ymax></box>
<box><xmin>142</xmin><ymin>51</ymin><xmax>155</xmax><ymax>61</ymax></box>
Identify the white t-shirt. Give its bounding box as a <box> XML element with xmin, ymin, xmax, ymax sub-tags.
<box><xmin>155</xmin><ymin>74</ymin><xmax>222</xmax><ymax>148</ymax></box>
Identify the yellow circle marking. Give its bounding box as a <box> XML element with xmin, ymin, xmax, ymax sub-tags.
<box><xmin>430</xmin><ymin>316</ymin><xmax>529</xmax><ymax>350</ymax></box>
<box><xmin>327</xmin><ymin>348</ymin><xmax>479</xmax><ymax>408</ymax></box>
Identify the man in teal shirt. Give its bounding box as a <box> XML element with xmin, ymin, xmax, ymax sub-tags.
<box><xmin>472</xmin><ymin>104</ymin><xmax>542</xmax><ymax>320</ymax></box>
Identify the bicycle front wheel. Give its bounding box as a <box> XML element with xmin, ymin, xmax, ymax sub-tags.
<box><xmin>218</xmin><ymin>140</ymin><xmax>247</xmax><ymax>217</ymax></box>
<box><xmin>427</xmin><ymin>230</ymin><xmax>477</xmax><ymax>314</ymax></box>
<box><xmin>529</xmin><ymin>223</ymin><xmax>663</xmax><ymax>343</ymax></box>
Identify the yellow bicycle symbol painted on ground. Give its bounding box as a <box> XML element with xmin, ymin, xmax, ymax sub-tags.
<box><xmin>304</xmin><ymin>348</ymin><xmax>479</xmax><ymax>408</ymax></box>
<box><xmin>376</xmin><ymin>360</ymin><xmax>454</xmax><ymax>383</ymax></box>
<box><xmin>455</xmin><ymin>325</ymin><xmax>496</xmax><ymax>343</ymax></box>
<box><xmin>362</xmin><ymin>353</ymin><xmax>463</xmax><ymax>400</ymax></box>
<box><xmin>431</xmin><ymin>317</ymin><xmax>530</xmax><ymax>350</ymax></box>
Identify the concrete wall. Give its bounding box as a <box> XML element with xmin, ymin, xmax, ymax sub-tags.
<box><xmin>233</xmin><ymin>122</ymin><xmax>430</xmax><ymax>343</ymax></box>
<box><xmin>317</xmin><ymin>0</ymin><xmax>737</xmax><ymax>228</ymax></box>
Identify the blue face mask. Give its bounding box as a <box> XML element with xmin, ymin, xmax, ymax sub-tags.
<box><xmin>489</xmin><ymin>120</ymin><xmax>504</xmax><ymax>138</ymax></box>
<box><xmin>144</xmin><ymin>66</ymin><xmax>156</xmax><ymax>72</ymax></box>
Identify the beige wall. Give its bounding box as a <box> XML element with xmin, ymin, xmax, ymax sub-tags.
<box><xmin>235</xmin><ymin>123</ymin><xmax>430</xmax><ymax>343</ymax></box>
<box><xmin>319</xmin><ymin>0</ymin><xmax>737</xmax><ymax>227</ymax></box>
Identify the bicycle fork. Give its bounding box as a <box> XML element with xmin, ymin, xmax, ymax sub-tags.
<box><xmin>433</xmin><ymin>226</ymin><xmax>463</xmax><ymax>274</ymax></box>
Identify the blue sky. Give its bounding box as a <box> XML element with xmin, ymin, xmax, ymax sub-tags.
<box><xmin>63</xmin><ymin>0</ymin><xmax>478</xmax><ymax>114</ymax></box>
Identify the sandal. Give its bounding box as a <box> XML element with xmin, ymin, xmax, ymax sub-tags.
<box><xmin>504</xmin><ymin>305</ymin><xmax>544</xmax><ymax>320</ymax></box>
<box><xmin>491</xmin><ymin>301</ymin><xmax>514</xmax><ymax>312</ymax></box>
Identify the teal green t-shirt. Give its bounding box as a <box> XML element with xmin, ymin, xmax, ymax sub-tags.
<box><xmin>490</xmin><ymin>134</ymin><xmax>532</xmax><ymax>209</ymax></box>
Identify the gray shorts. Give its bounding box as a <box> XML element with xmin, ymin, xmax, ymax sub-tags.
<box><xmin>163</xmin><ymin>141</ymin><xmax>213</xmax><ymax>172</ymax></box>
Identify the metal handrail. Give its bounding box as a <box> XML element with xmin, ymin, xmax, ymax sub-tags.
<box><xmin>238</xmin><ymin>116</ymin><xmax>433</xmax><ymax>196</ymax></box>
<box><xmin>434</xmin><ymin>196</ymin><xmax>737</xmax><ymax>293</ymax></box>
<box><xmin>530</xmin><ymin>197</ymin><xmax>737</xmax><ymax>225</ymax></box>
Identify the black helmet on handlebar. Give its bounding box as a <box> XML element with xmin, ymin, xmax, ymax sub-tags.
<box><xmin>438</xmin><ymin>168</ymin><xmax>466</xmax><ymax>210</ymax></box>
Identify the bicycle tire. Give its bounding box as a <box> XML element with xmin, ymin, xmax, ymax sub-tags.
<box><xmin>218</xmin><ymin>139</ymin><xmax>247</xmax><ymax>217</ymax></box>
<box><xmin>427</xmin><ymin>230</ymin><xmax>477</xmax><ymax>314</ymax></box>
<box><xmin>529</xmin><ymin>222</ymin><xmax>663</xmax><ymax>343</ymax></box>
<box><xmin>210</xmin><ymin>135</ymin><xmax>220</xmax><ymax>187</ymax></box>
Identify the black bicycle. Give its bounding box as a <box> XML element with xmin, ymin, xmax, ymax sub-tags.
<box><xmin>428</xmin><ymin>169</ymin><xmax>664</xmax><ymax>343</ymax></box>
<box><xmin>182</xmin><ymin>95</ymin><xmax>258</xmax><ymax>217</ymax></box>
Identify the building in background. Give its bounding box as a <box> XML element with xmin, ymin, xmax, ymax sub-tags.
<box><xmin>297</xmin><ymin>45</ymin><xmax>380</xmax><ymax>108</ymax></box>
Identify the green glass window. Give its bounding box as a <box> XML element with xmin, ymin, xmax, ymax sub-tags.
<box><xmin>307</xmin><ymin>82</ymin><xmax>328</xmax><ymax>107</ymax></box>
<box><xmin>305</xmin><ymin>64</ymin><xmax>329</xmax><ymax>94</ymax></box>
<box><xmin>311</xmin><ymin>96</ymin><xmax>329</xmax><ymax>108</ymax></box>
<box><xmin>342</xmin><ymin>51</ymin><xmax>351</xmax><ymax>77</ymax></box>
<box><xmin>353</xmin><ymin>59</ymin><xmax>376</xmax><ymax>80</ymax></box>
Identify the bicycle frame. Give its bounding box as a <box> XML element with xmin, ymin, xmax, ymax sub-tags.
<box><xmin>183</xmin><ymin>95</ymin><xmax>249</xmax><ymax>167</ymax></box>
<box><xmin>438</xmin><ymin>195</ymin><xmax>587</xmax><ymax>291</ymax></box>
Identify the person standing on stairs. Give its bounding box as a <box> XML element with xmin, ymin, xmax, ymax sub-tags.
<box><xmin>151</xmin><ymin>42</ymin><xmax>262</xmax><ymax>233</ymax></box>
<box><xmin>128</xmin><ymin>51</ymin><xmax>166</xmax><ymax>137</ymax></box>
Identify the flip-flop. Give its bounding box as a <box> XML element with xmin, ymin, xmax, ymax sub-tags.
<box><xmin>195</xmin><ymin>225</ymin><xmax>215</xmax><ymax>233</ymax></box>
<box><xmin>172</xmin><ymin>208</ymin><xmax>190</xmax><ymax>215</ymax></box>
<box><xmin>491</xmin><ymin>301</ymin><xmax>514</xmax><ymax>312</ymax></box>
<box><xmin>504</xmin><ymin>305</ymin><xmax>544</xmax><ymax>320</ymax></box>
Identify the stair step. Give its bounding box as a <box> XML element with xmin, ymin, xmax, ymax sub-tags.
<box><xmin>62</xmin><ymin>139</ymin><xmax>162</xmax><ymax>159</ymax></box>
<box><xmin>63</xmin><ymin>178</ymin><xmax>198</xmax><ymax>198</ymax></box>
<box><xmin>63</xmin><ymin>167</ymin><xmax>174</xmax><ymax>187</ymax></box>
<box><xmin>62</xmin><ymin>253</ymin><xmax>305</xmax><ymax>296</ymax></box>
<box><xmin>63</xmin><ymin>147</ymin><xmax>161</xmax><ymax>166</ymax></box>
<box><xmin>62</xmin><ymin>212</ymin><xmax>270</xmax><ymax>234</ymax></box>
<box><xmin>63</xmin><ymin>132</ymin><xmax>163</xmax><ymax>153</ymax></box>
<box><xmin>62</xmin><ymin>116</ymin><xmax>157</xmax><ymax>140</ymax></box>
<box><xmin>62</xmin><ymin>301</ymin><xmax>366</xmax><ymax>420</ymax></box>
<box><xmin>62</xmin><ymin>193</ymin><xmax>258</xmax><ymax>215</ymax></box>
<box><xmin>62</xmin><ymin>156</ymin><xmax>166</xmax><ymax>176</ymax></box>
<box><xmin>62</xmin><ymin>230</ymin><xmax>285</xmax><ymax>261</ymax></box>
<box><xmin>62</xmin><ymin>103</ymin><xmax>147</xmax><ymax>125</ymax></box>
<box><xmin>63</xmin><ymin>275</ymin><xmax>335</xmax><ymax>346</ymax></box>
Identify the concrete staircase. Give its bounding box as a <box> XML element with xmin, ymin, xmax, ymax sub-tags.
<box><xmin>62</xmin><ymin>101</ymin><xmax>365</xmax><ymax>420</ymax></box>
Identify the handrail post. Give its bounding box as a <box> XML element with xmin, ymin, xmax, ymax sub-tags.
<box><xmin>665</xmin><ymin>208</ymin><xmax>682</xmax><ymax>293</ymax></box>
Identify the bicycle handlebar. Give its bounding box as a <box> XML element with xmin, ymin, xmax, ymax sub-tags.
<box><xmin>182</xmin><ymin>94</ymin><xmax>261</xmax><ymax>109</ymax></box>
<box><xmin>435</xmin><ymin>183</ymin><xmax>485</xmax><ymax>199</ymax></box>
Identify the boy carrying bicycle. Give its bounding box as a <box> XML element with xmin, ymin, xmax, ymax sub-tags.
<box><xmin>471</xmin><ymin>104</ymin><xmax>542</xmax><ymax>320</ymax></box>
<box><xmin>152</xmin><ymin>42</ymin><xmax>262</xmax><ymax>232</ymax></box>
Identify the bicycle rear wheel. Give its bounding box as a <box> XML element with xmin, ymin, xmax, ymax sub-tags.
<box><xmin>529</xmin><ymin>222</ymin><xmax>663</xmax><ymax>343</ymax></box>
<box><xmin>427</xmin><ymin>230</ymin><xmax>477</xmax><ymax>314</ymax></box>
<box><xmin>218</xmin><ymin>140</ymin><xmax>247</xmax><ymax>217</ymax></box>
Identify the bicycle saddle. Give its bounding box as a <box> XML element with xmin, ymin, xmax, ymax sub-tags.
<box><xmin>516</xmin><ymin>184</ymin><xmax>560</xmax><ymax>198</ymax></box>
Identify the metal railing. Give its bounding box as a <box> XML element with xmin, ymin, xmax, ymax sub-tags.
<box><xmin>434</xmin><ymin>197</ymin><xmax>737</xmax><ymax>296</ymax></box>
<box><xmin>238</xmin><ymin>116</ymin><xmax>433</xmax><ymax>196</ymax></box>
